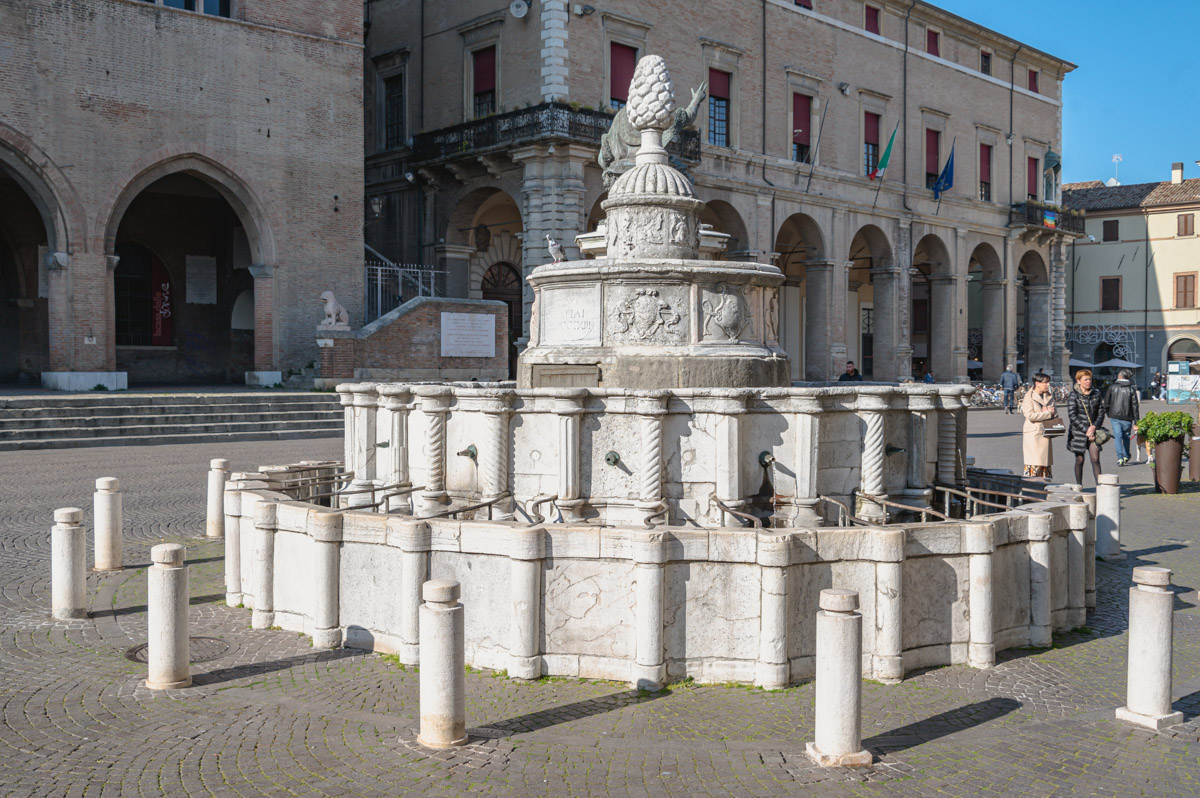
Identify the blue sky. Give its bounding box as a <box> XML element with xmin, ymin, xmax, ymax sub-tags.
<box><xmin>932</xmin><ymin>0</ymin><xmax>1196</xmax><ymax>186</ymax></box>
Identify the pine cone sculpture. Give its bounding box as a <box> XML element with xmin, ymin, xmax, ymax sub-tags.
<box><xmin>626</xmin><ymin>55</ymin><xmax>676</xmax><ymax>131</ymax></box>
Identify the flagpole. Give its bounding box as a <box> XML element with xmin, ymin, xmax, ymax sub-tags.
<box><xmin>871</xmin><ymin>122</ymin><xmax>899</xmax><ymax>209</ymax></box>
<box><xmin>804</xmin><ymin>99</ymin><xmax>830</xmax><ymax>194</ymax></box>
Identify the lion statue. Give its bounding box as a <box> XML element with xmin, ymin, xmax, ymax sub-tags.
<box><xmin>319</xmin><ymin>290</ymin><xmax>350</xmax><ymax>329</ymax></box>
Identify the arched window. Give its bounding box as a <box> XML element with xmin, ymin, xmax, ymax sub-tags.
<box><xmin>1168</xmin><ymin>337</ymin><xmax>1200</xmax><ymax>363</ymax></box>
<box><xmin>114</xmin><ymin>242</ymin><xmax>173</xmax><ymax>346</ymax></box>
<box><xmin>1092</xmin><ymin>342</ymin><xmax>1115</xmax><ymax>364</ymax></box>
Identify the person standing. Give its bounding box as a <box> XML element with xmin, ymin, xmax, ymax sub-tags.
<box><xmin>1104</xmin><ymin>368</ymin><xmax>1140</xmax><ymax>466</ymax></box>
<box><xmin>838</xmin><ymin>361</ymin><xmax>863</xmax><ymax>382</ymax></box>
<box><xmin>1020</xmin><ymin>372</ymin><xmax>1058</xmax><ymax>479</ymax></box>
<box><xmin>1066</xmin><ymin>369</ymin><xmax>1105</xmax><ymax>486</ymax></box>
<box><xmin>1000</xmin><ymin>365</ymin><xmax>1021</xmax><ymax>414</ymax></box>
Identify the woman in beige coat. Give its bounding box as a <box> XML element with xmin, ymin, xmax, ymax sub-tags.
<box><xmin>1020</xmin><ymin>372</ymin><xmax>1059</xmax><ymax>478</ymax></box>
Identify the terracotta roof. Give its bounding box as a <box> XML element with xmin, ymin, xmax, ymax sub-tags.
<box><xmin>1063</xmin><ymin>178</ymin><xmax>1200</xmax><ymax>212</ymax></box>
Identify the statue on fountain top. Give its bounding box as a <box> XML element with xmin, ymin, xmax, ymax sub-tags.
<box><xmin>598</xmin><ymin>77</ymin><xmax>707</xmax><ymax>189</ymax></box>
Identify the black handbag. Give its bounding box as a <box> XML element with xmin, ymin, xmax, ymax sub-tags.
<box><xmin>1083</xmin><ymin>398</ymin><xmax>1112</xmax><ymax>448</ymax></box>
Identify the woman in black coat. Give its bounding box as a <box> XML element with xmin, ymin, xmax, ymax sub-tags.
<box><xmin>1066</xmin><ymin>369</ymin><xmax>1105</xmax><ymax>485</ymax></box>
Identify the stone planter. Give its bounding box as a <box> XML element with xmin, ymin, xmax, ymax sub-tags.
<box><xmin>1153</xmin><ymin>438</ymin><xmax>1184</xmax><ymax>494</ymax></box>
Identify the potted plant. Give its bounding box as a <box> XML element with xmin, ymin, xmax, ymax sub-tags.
<box><xmin>1138</xmin><ymin>410</ymin><xmax>1194</xmax><ymax>493</ymax></box>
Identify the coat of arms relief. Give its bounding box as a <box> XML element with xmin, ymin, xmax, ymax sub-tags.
<box><xmin>611</xmin><ymin>288</ymin><xmax>682</xmax><ymax>342</ymax></box>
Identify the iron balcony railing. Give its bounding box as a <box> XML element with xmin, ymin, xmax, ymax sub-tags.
<box><xmin>364</xmin><ymin>259</ymin><xmax>444</xmax><ymax>323</ymax></box>
<box><xmin>411</xmin><ymin>102</ymin><xmax>701</xmax><ymax>164</ymax></box>
<box><xmin>1009</xmin><ymin>201</ymin><xmax>1085</xmax><ymax>235</ymax></box>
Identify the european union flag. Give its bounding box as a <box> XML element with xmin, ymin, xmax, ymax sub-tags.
<box><xmin>932</xmin><ymin>142</ymin><xmax>955</xmax><ymax>200</ymax></box>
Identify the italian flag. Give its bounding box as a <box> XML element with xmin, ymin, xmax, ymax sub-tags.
<box><xmin>869</xmin><ymin>123</ymin><xmax>898</xmax><ymax>181</ymax></box>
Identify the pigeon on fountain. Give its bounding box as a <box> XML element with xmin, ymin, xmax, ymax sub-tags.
<box><xmin>546</xmin><ymin>234</ymin><xmax>566</xmax><ymax>263</ymax></box>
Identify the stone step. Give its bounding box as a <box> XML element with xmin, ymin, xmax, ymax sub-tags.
<box><xmin>0</xmin><ymin>408</ymin><xmax>343</xmax><ymax>431</ymax></box>
<box><xmin>0</xmin><ymin>418</ymin><xmax>343</xmax><ymax>444</ymax></box>
<box><xmin>0</xmin><ymin>392</ymin><xmax>340</xmax><ymax>412</ymax></box>
<box><xmin>0</xmin><ymin>426</ymin><xmax>343</xmax><ymax>451</ymax></box>
<box><xmin>0</xmin><ymin>401</ymin><xmax>342</xmax><ymax>421</ymax></box>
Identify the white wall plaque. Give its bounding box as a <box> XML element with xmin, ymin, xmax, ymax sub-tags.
<box><xmin>185</xmin><ymin>256</ymin><xmax>218</xmax><ymax>304</ymax></box>
<box><xmin>541</xmin><ymin>286</ymin><xmax>602</xmax><ymax>345</ymax></box>
<box><xmin>440</xmin><ymin>312</ymin><xmax>496</xmax><ymax>358</ymax></box>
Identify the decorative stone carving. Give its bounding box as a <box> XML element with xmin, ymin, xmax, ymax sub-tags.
<box><xmin>319</xmin><ymin>291</ymin><xmax>351</xmax><ymax>330</ymax></box>
<box><xmin>703</xmin><ymin>283</ymin><xmax>750</xmax><ymax>341</ymax></box>
<box><xmin>598</xmin><ymin>73</ymin><xmax>707</xmax><ymax>189</ymax></box>
<box><xmin>611</xmin><ymin>288</ymin><xmax>682</xmax><ymax>343</ymax></box>
<box><xmin>765</xmin><ymin>289</ymin><xmax>779</xmax><ymax>343</ymax></box>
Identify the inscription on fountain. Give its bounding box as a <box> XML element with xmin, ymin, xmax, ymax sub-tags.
<box><xmin>541</xmin><ymin>288</ymin><xmax>602</xmax><ymax>345</ymax></box>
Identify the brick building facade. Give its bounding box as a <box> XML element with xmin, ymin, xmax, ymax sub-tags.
<box><xmin>0</xmin><ymin>0</ymin><xmax>363</xmax><ymax>387</ymax></box>
<box><xmin>364</xmin><ymin>0</ymin><xmax>1080</xmax><ymax>383</ymax></box>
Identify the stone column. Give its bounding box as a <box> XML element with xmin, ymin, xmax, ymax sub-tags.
<box><xmin>790</xmin><ymin>399</ymin><xmax>823</xmax><ymax>527</ymax></box>
<box><xmin>380</xmin><ymin>385</ymin><xmax>413</xmax><ymax>512</ymax></box>
<box><xmin>481</xmin><ymin>392</ymin><xmax>514</xmax><ymax>521</ymax></box>
<box><xmin>396</xmin><ymin>519</ymin><xmax>431</xmax><ymax>665</ymax></box>
<box><xmin>433</xmin><ymin>243</ymin><xmax>475</xmax><ymax>299</ymax></box>
<box><xmin>804</xmin><ymin>260</ymin><xmax>837</xmax><ymax>380</ymax></box>
<box><xmin>509</xmin><ymin>526</ymin><xmax>545</xmax><ymax>679</ymax></box>
<box><xmin>93</xmin><ymin>478</ymin><xmax>123</xmax><ymax>572</ymax></box>
<box><xmin>936</xmin><ymin>395</ymin><xmax>961</xmax><ymax>486</ymax></box>
<box><xmin>418</xmin><ymin>579</ymin><xmax>469</xmax><ymax>748</ymax></box>
<box><xmin>872</xmin><ymin>529</ymin><xmax>905</xmax><ymax>683</ymax></box>
<box><xmin>981</xmin><ymin>279</ymin><xmax>1007</xmax><ymax>381</ymax></box>
<box><xmin>310</xmin><ymin>512</ymin><xmax>343</xmax><ymax>649</ymax></box>
<box><xmin>206</xmin><ymin>459</ymin><xmax>229</xmax><ymax>539</ymax></box>
<box><xmin>965</xmin><ymin>522</ymin><xmax>996</xmax><ymax>669</ymax></box>
<box><xmin>870</xmin><ymin>264</ymin><xmax>902</xmax><ymax>381</ymax></box>
<box><xmin>51</xmin><ymin>507</ymin><xmax>87</xmax><ymax>620</ymax></box>
<box><xmin>348</xmin><ymin>384</ymin><xmax>380</xmax><ymax>509</ymax></box>
<box><xmin>903</xmin><ymin>394</ymin><xmax>936</xmax><ymax>508</ymax></box>
<box><xmin>1049</xmin><ymin>240</ymin><xmax>1071</xmax><ymax>380</ymax></box>
<box><xmin>553</xmin><ymin>389</ymin><xmax>588</xmax><ymax>522</ymax></box>
<box><xmin>1067</xmin><ymin>502</ymin><xmax>1088</xmax><ymax>628</ymax></box>
<box><xmin>930</xmin><ymin>274</ymin><xmax>959</xmax><ymax>381</ymax></box>
<box><xmin>251</xmin><ymin>499</ymin><xmax>276</xmax><ymax>630</ymax></box>
<box><xmin>247</xmin><ymin>263</ymin><xmax>279</xmax><ymax>384</ymax></box>
<box><xmin>46</xmin><ymin>251</ymin><xmax>73</xmax><ymax>373</ymax></box>
<box><xmin>1027</xmin><ymin>512</ymin><xmax>1053</xmax><ymax>647</ymax></box>
<box><xmin>223</xmin><ymin>484</ymin><xmax>242</xmax><ymax>607</ymax></box>
<box><xmin>1025</xmin><ymin>285</ymin><xmax>1052</xmax><ymax>376</ymax></box>
<box><xmin>1096</xmin><ymin>474</ymin><xmax>1124</xmax><ymax>561</ymax></box>
<box><xmin>636</xmin><ymin>392</ymin><xmax>669</xmax><ymax>517</ymax></box>
<box><xmin>806</xmin><ymin>589</ymin><xmax>871</xmax><ymax>767</ymax></box>
<box><xmin>337</xmin><ymin>385</ymin><xmax>356</xmax><ymax>477</ymax></box>
<box><xmin>631</xmin><ymin>530</ymin><xmax>667</xmax><ymax>690</ymax></box>
<box><xmin>856</xmin><ymin>395</ymin><xmax>888</xmax><ymax>523</ymax></box>
<box><xmin>1116</xmin><ymin>566</ymin><xmax>1183</xmax><ymax>730</ymax></box>
<box><xmin>756</xmin><ymin>532</ymin><xmax>791</xmax><ymax>689</ymax></box>
<box><xmin>415</xmin><ymin>386</ymin><xmax>453</xmax><ymax>515</ymax></box>
<box><xmin>1003</xmin><ymin>269</ymin><xmax>1021</xmax><ymax>378</ymax></box>
<box><xmin>711</xmin><ymin>391</ymin><xmax>748</xmax><ymax>525</ymax></box>
<box><xmin>146</xmin><ymin>543</ymin><xmax>191</xmax><ymax>690</ymax></box>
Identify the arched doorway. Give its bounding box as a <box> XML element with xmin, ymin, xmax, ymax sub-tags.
<box><xmin>1166</xmin><ymin>337</ymin><xmax>1200</xmax><ymax>374</ymax></box>
<box><xmin>482</xmin><ymin>262</ymin><xmax>522</xmax><ymax>379</ymax></box>
<box><xmin>0</xmin><ymin>161</ymin><xmax>54</xmax><ymax>383</ymax></box>
<box><xmin>1018</xmin><ymin>251</ymin><xmax>1051</xmax><ymax>376</ymax></box>
<box><xmin>700</xmin><ymin>199</ymin><xmax>750</xmax><ymax>258</ymax></box>
<box><xmin>111</xmin><ymin>173</ymin><xmax>256</xmax><ymax>384</ymax></box>
<box><xmin>773</xmin><ymin>212</ymin><xmax>825</xmax><ymax>379</ymax></box>
<box><xmin>966</xmin><ymin>242</ymin><xmax>1004</xmax><ymax>380</ymax></box>
<box><xmin>848</xmin><ymin>225</ymin><xmax>892</xmax><ymax>379</ymax></box>
<box><xmin>911</xmin><ymin>233</ymin><xmax>955</xmax><ymax>382</ymax></box>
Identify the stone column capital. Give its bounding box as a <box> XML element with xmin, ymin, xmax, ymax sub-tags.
<box><xmin>106</xmin><ymin>255</ymin><xmax>121</xmax><ymax>272</ymax></box>
<box><xmin>248</xmin><ymin>262</ymin><xmax>273</xmax><ymax>279</ymax></box>
<box><xmin>379</xmin><ymin>385</ymin><xmax>413</xmax><ymax>410</ymax></box>
<box><xmin>803</xmin><ymin>259</ymin><xmax>838</xmax><ymax>271</ymax></box>
<box><xmin>634</xmin><ymin>390</ymin><xmax>670</xmax><ymax>415</ymax></box>
<box><xmin>351</xmin><ymin>384</ymin><xmax>381</xmax><ymax>407</ymax></box>
<box><xmin>414</xmin><ymin>384</ymin><xmax>454</xmax><ymax>411</ymax></box>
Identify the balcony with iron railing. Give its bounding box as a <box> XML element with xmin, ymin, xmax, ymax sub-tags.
<box><xmin>1009</xmin><ymin>201</ymin><xmax>1085</xmax><ymax>235</ymax></box>
<box><xmin>411</xmin><ymin>102</ymin><xmax>700</xmax><ymax>165</ymax></box>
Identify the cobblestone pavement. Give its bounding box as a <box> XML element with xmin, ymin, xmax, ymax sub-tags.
<box><xmin>1</xmin><ymin>415</ymin><xmax>1198</xmax><ymax>797</ymax></box>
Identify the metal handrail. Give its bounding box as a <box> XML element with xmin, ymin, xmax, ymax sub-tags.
<box><xmin>263</xmin><ymin>471</ymin><xmax>353</xmax><ymax>488</ymax></box>
<box><xmin>322</xmin><ymin>485</ymin><xmax>419</xmax><ymax>514</ymax></box>
<box><xmin>855</xmin><ymin>491</ymin><xmax>952</xmax><ymax>523</ymax></box>
<box><xmin>524</xmin><ymin>494</ymin><xmax>559</xmax><ymax>525</ymax></box>
<box><xmin>820</xmin><ymin>495</ymin><xmax>870</xmax><ymax>527</ymax></box>
<box><xmin>714</xmin><ymin>498</ymin><xmax>762</xmax><ymax>529</ymax></box>
<box><xmin>643</xmin><ymin>503</ymin><xmax>670</xmax><ymax>529</ymax></box>
<box><xmin>934</xmin><ymin>483</ymin><xmax>1012</xmax><ymax>516</ymax></box>
<box><xmin>415</xmin><ymin>493</ymin><xmax>511</xmax><ymax>521</ymax></box>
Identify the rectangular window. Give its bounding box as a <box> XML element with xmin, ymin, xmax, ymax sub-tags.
<box><xmin>1027</xmin><ymin>157</ymin><xmax>1039</xmax><ymax>200</ymax></box>
<box><xmin>925</xmin><ymin>128</ymin><xmax>940</xmax><ymax>189</ymax></box>
<box><xmin>201</xmin><ymin>0</ymin><xmax>230</xmax><ymax>15</ymax></box>
<box><xmin>794</xmin><ymin>0</ymin><xmax>813</xmax><ymax>8</ymax></box>
<box><xmin>708</xmin><ymin>68</ymin><xmax>731</xmax><ymax>147</ymax></box>
<box><xmin>1103</xmin><ymin>219</ymin><xmax>1119</xmax><ymax>241</ymax></box>
<box><xmin>472</xmin><ymin>46</ymin><xmax>496</xmax><ymax>118</ymax></box>
<box><xmin>163</xmin><ymin>0</ymin><xmax>196</xmax><ymax>9</ymax></box>
<box><xmin>609</xmin><ymin>42</ymin><xmax>638</xmax><ymax>109</ymax></box>
<box><xmin>1179</xmin><ymin>213</ymin><xmax>1196</xmax><ymax>237</ymax></box>
<box><xmin>792</xmin><ymin>93</ymin><xmax>812</xmax><ymax>163</ymax></box>
<box><xmin>1028</xmin><ymin>69</ymin><xmax>1039</xmax><ymax>93</ymax></box>
<box><xmin>1100</xmin><ymin>277</ymin><xmax>1121</xmax><ymax>311</ymax></box>
<box><xmin>980</xmin><ymin>51</ymin><xmax>991</xmax><ymax>75</ymax></box>
<box><xmin>864</xmin><ymin>111</ymin><xmax>881</xmax><ymax>175</ymax></box>
<box><xmin>926</xmin><ymin>29</ymin><xmax>940</xmax><ymax>57</ymax></box>
<box><xmin>1176</xmin><ymin>274</ymin><xmax>1196</xmax><ymax>308</ymax></box>
<box><xmin>865</xmin><ymin>5</ymin><xmax>880</xmax><ymax>34</ymax></box>
<box><xmin>383</xmin><ymin>75</ymin><xmax>405</xmax><ymax>150</ymax></box>
<box><xmin>979</xmin><ymin>143</ymin><xmax>992</xmax><ymax>201</ymax></box>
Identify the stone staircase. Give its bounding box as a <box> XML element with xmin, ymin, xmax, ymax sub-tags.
<box><xmin>0</xmin><ymin>392</ymin><xmax>344</xmax><ymax>450</ymax></box>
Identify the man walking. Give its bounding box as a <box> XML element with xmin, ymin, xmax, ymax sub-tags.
<box><xmin>1000</xmin><ymin>364</ymin><xmax>1021</xmax><ymax>414</ymax></box>
<box><xmin>1104</xmin><ymin>368</ymin><xmax>1140</xmax><ymax>466</ymax></box>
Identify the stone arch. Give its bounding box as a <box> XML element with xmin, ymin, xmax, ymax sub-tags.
<box><xmin>469</xmin><ymin>230</ymin><xmax>523</xmax><ymax>297</ymax></box>
<box><xmin>446</xmin><ymin>187</ymin><xmax>522</xmax><ymax>247</ymax></box>
<box><xmin>912</xmin><ymin>233</ymin><xmax>952</xmax><ymax>276</ymax></box>
<box><xmin>1164</xmin><ymin>334</ymin><xmax>1200</xmax><ymax>373</ymax></box>
<box><xmin>586</xmin><ymin>192</ymin><xmax>608</xmax><ymax>232</ymax></box>
<box><xmin>772</xmin><ymin>212</ymin><xmax>827</xmax><ymax>380</ymax></box>
<box><xmin>773</xmin><ymin>212</ymin><xmax>824</xmax><ymax>265</ymax></box>
<box><xmin>1017</xmin><ymin>249</ymin><xmax>1052</xmax><ymax>375</ymax></box>
<box><xmin>847</xmin><ymin>224</ymin><xmax>892</xmax><ymax>379</ymax></box>
<box><xmin>98</xmin><ymin>150</ymin><xmax>276</xmax><ymax>267</ymax></box>
<box><xmin>968</xmin><ymin>241</ymin><xmax>1003</xmax><ymax>280</ymax></box>
<box><xmin>848</xmin><ymin>224</ymin><xmax>892</xmax><ymax>268</ymax></box>
<box><xmin>967</xmin><ymin>241</ymin><xmax>1005</xmax><ymax>379</ymax></box>
<box><xmin>0</xmin><ymin>122</ymin><xmax>87</xmax><ymax>255</ymax></box>
<box><xmin>1018</xmin><ymin>249</ymin><xmax>1049</xmax><ymax>285</ymax></box>
<box><xmin>700</xmin><ymin>199</ymin><xmax>751</xmax><ymax>254</ymax></box>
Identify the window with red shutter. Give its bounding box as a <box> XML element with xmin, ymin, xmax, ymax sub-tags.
<box><xmin>1027</xmin><ymin>157</ymin><xmax>1039</xmax><ymax>200</ymax></box>
<box><xmin>864</xmin><ymin>111</ymin><xmax>880</xmax><ymax>175</ymax></box>
<box><xmin>792</xmin><ymin>93</ymin><xmax>812</xmax><ymax>162</ymax></box>
<box><xmin>1175</xmin><ymin>274</ymin><xmax>1196</xmax><ymax>308</ymax></box>
<box><xmin>925</xmin><ymin>129</ymin><xmax>940</xmax><ymax>189</ymax></box>
<box><xmin>1028</xmin><ymin>69</ymin><xmax>1039</xmax><ymax>93</ymax></box>
<box><xmin>865</xmin><ymin>5</ymin><xmax>880</xmax><ymax>34</ymax></box>
<box><xmin>979</xmin><ymin>143</ymin><xmax>992</xmax><ymax>201</ymax></box>
<box><xmin>927</xmin><ymin>29</ymin><xmax>939</xmax><ymax>57</ymax></box>
<box><xmin>472</xmin><ymin>46</ymin><xmax>496</xmax><ymax>118</ymax></box>
<box><xmin>609</xmin><ymin>43</ymin><xmax>637</xmax><ymax>108</ymax></box>
<box><xmin>708</xmin><ymin>69</ymin><xmax>731</xmax><ymax>147</ymax></box>
<box><xmin>794</xmin><ymin>0</ymin><xmax>812</xmax><ymax>8</ymax></box>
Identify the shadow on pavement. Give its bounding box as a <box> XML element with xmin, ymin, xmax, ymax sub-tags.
<box><xmin>191</xmin><ymin>648</ymin><xmax>365</xmax><ymax>686</ymax></box>
<box><xmin>476</xmin><ymin>688</ymin><xmax>670</xmax><ymax>737</ymax></box>
<box><xmin>106</xmin><ymin>593</ymin><xmax>227</xmax><ymax>617</ymax></box>
<box><xmin>864</xmin><ymin>696</ymin><xmax>1020</xmax><ymax>754</ymax></box>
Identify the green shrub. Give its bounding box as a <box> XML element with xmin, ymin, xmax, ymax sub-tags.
<box><xmin>1136</xmin><ymin>410</ymin><xmax>1194</xmax><ymax>445</ymax></box>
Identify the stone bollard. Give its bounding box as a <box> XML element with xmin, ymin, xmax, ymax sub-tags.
<box><xmin>1116</xmin><ymin>566</ymin><xmax>1182</xmax><ymax>729</ymax></box>
<box><xmin>146</xmin><ymin>544</ymin><xmax>192</xmax><ymax>690</ymax></box>
<box><xmin>1095</xmin><ymin>474</ymin><xmax>1124</xmax><ymax>561</ymax></box>
<box><xmin>418</xmin><ymin>579</ymin><xmax>468</xmax><ymax>748</ymax></box>
<box><xmin>207</xmin><ymin>459</ymin><xmax>230</xmax><ymax>539</ymax></box>
<box><xmin>93</xmin><ymin>478</ymin><xmax>123</xmax><ymax>572</ymax></box>
<box><xmin>807</xmin><ymin>589</ymin><xmax>871</xmax><ymax>767</ymax></box>
<box><xmin>51</xmin><ymin>508</ymin><xmax>88</xmax><ymax>620</ymax></box>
